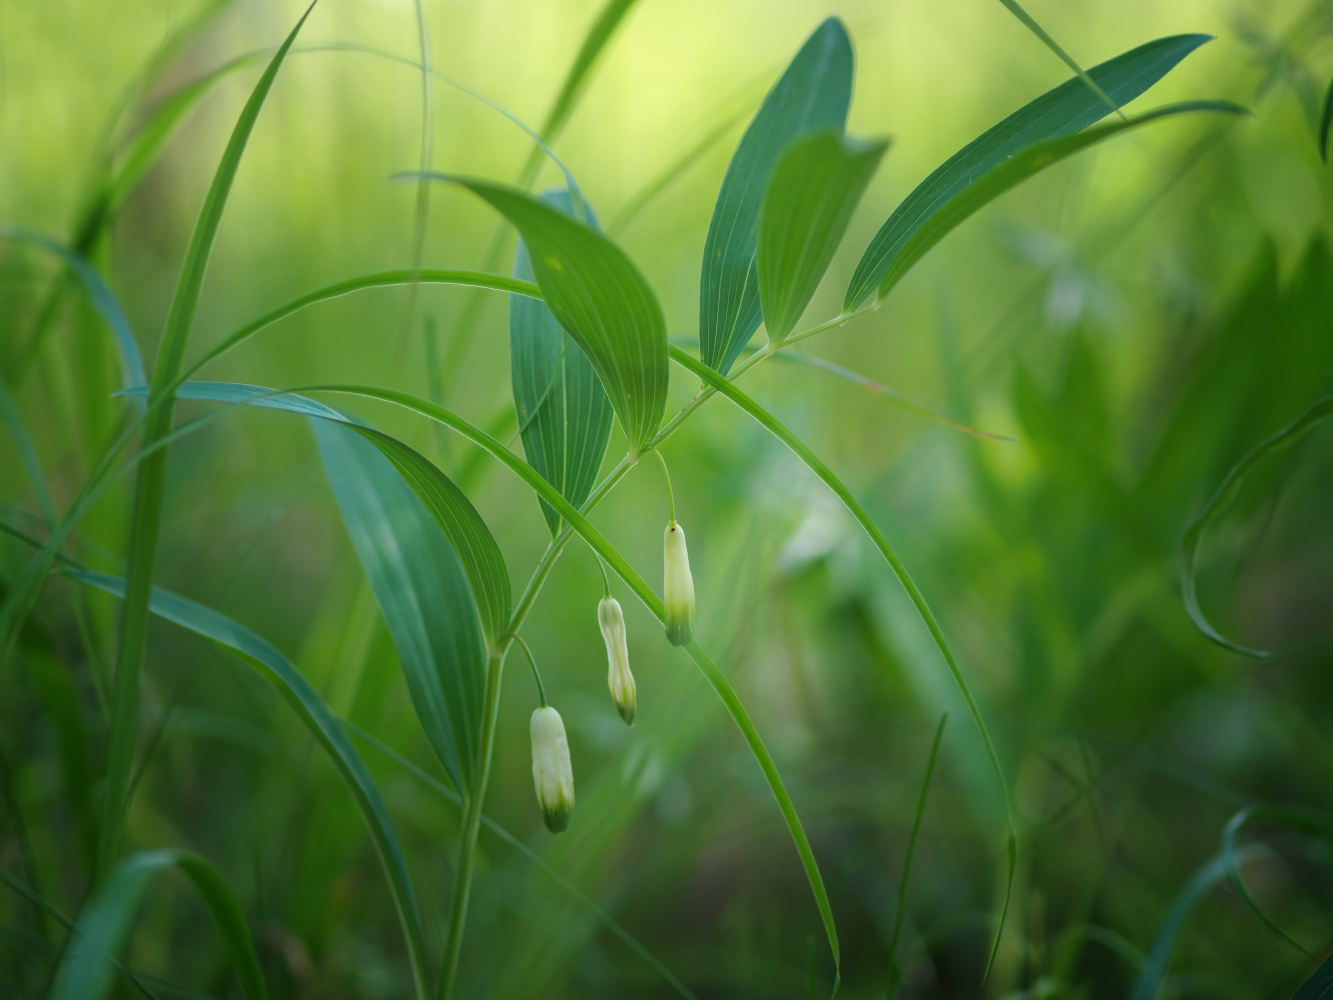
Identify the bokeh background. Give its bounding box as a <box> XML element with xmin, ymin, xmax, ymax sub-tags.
<box><xmin>2</xmin><ymin>0</ymin><xmax>1332</xmax><ymax>996</ymax></box>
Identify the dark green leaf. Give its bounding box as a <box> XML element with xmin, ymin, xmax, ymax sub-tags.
<box><xmin>847</xmin><ymin>100</ymin><xmax>1243</xmax><ymax>309</ymax></box>
<box><xmin>1320</xmin><ymin>73</ymin><xmax>1333</xmax><ymax>163</ymax></box>
<box><xmin>50</xmin><ymin>849</ymin><xmax>267</xmax><ymax>1000</ymax></box>
<box><xmin>67</xmin><ymin>569</ymin><xmax>433</xmax><ymax>1000</ymax></box>
<box><xmin>1181</xmin><ymin>396</ymin><xmax>1333</xmax><ymax>657</ymax></box>
<box><xmin>701</xmin><ymin>17</ymin><xmax>853</xmax><ymax>375</ymax></box>
<box><xmin>844</xmin><ymin>33</ymin><xmax>1215</xmax><ymax>310</ymax></box>
<box><xmin>448</xmin><ymin>178</ymin><xmax>668</xmax><ymax>455</ymax></box>
<box><xmin>510</xmin><ymin>189</ymin><xmax>614</xmax><ymax>534</ymax></box>
<box><xmin>1292</xmin><ymin>951</ymin><xmax>1333</xmax><ymax>999</ymax></box>
<box><xmin>756</xmin><ymin>130</ymin><xmax>887</xmax><ymax>345</ymax></box>
<box><xmin>313</xmin><ymin>419</ymin><xmax>487</xmax><ymax>796</ymax></box>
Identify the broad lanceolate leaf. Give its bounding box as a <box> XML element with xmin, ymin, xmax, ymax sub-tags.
<box><xmin>701</xmin><ymin>17</ymin><xmax>853</xmax><ymax>375</ymax></box>
<box><xmin>50</xmin><ymin>848</ymin><xmax>268</xmax><ymax>1000</ymax></box>
<box><xmin>132</xmin><ymin>381</ymin><xmax>512</xmax><ymax>646</ymax></box>
<box><xmin>1181</xmin><ymin>396</ymin><xmax>1333</xmax><ymax>657</ymax></box>
<box><xmin>68</xmin><ymin>569</ymin><xmax>434</xmax><ymax>1000</ymax></box>
<box><xmin>756</xmin><ymin>130</ymin><xmax>888</xmax><ymax>345</ymax></box>
<box><xmin>314</xmin><ymin>420</ymin><xmax>487</xmax><ymax>795</ymax></box>
<box><xmin>844</xmin><ymin>33</ymin><xmax>1215</xmax><ymax>310</ymax></box>
<box><xmin>511</xmin><ymin>189</ymin><xmax>614</xmax><ymax>534</ymax></box>
<box><xmin>451</xmin><ymin>177</ymin><xmax>667</xmax><ymax>455</ymax></box>
<box><xmin>847</xmin><ymin>100</ymin><xmax>1243</xmax><ymax>311</ymax></box>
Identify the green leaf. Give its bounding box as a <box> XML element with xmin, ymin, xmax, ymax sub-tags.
<box><xmin>1292</xmin><ymin>951</ymin><xmax>1333</xmax><ymax>999</ymax></box>
<box><xmin>510</xmin><ymin>189</ymin><xmax>614</xmax><ymax>535</ymax></box>
<box><xmin>100</xmin><ymin>1</ymin><xmax>317</xmax><ymax>880</ymax></box>
<box><xmin>126</xmin><ymin>381</ymin><xmax>512</xmax><ymax>647</ymax></box>
<box><xmin>49</xmin><ymin>848</ymin><xmax>268</xmax><ymax>1000</ymax></box>
<box><xmin>1129</xmin><ymin>846</ymin><xmax>1265</xmax><ymax>1000</ymax></box>
<box><xmin>1320</xmin><ymin>73</ymin><xmax>1333</xmax><ymax>164</ymax></box>
<box><xmin>844</xmin><ymin>33</ymin><xmax>1217</xmax><ymax>310</ymax></box>
<box><xmin>313</xmin><ymin>419</ymin><xmax>488</xmax><ymax>796</ymax></box>
<box><xmin>447</xmin><ymin>178</ymin><xmax>668</xmax><ymax>455</ymax></box>
<box><xmin>171</xmin><ymin>379</ymin><xmax>843</xmax><ymax>991</ymax></box>
<box><xmin>756</xmin><ymin>130</ymin><xmax>888</xmax><ymax>345</ymax></box>
<box><xmin>1181</xmin><ymin>396</ymin><xmax>1333</xmax><ymax>657</ymax></box>
<box><xmin>701</xmin><ymin>17</ymin><xmax>853</xmax><ymax>375</ymax></box>
<box><xmin>67</xmin><ymin>569</ymin><xmax>433</xmax><ymax>1000</ymax></box>
<box><xmin>993</xmin><ymin>0</ymin><xmax>1123</xmax><ymax>120</ymax></box>
<box><xmin>846</xmin><ymin>99</ymin><xmax>1243</xmax><ymax>310</ymax></box>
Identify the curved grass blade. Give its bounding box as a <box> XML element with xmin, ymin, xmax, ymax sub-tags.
<box><xmin>164</xmin><ymin>379</ymin><xmax>843</xmax><ymax>991</ymax></box>
<box><xmin>886</xmin><ymin>713</ymin><xmax>946</xmax><ymax>998</ymax></box>
<box><xmin>50</xmin><ymin>849</ymin><xmax>267</xmax><ymax>1000</ymax></box>
<box><xmin>994</xmin><ymin>0</ymin><xmax>1123</xmax><ymax>120</ymax></box>
<box><xmin>344</xmin><ymin>721</ymin><xmax>698</xmax><ymax>1000</ymax></box>
<box><xmin>1320</xmin><ymin>73</ymin><xmax>1333</xmax><ymax>163</ymax></box>
<box><xmin>844</xmin><ymin>34</ymin><xmax>1217</xmax><ymax>310</ymax></box>
<box><xmin>1129</xmin><ymin>846</ymin><xmax>1265</xmax><ymax>1000</ymax></box>
<box><xmin>0</xmin><ymin>226</ymin><xmax>146</xmax><ymax>391</ymax></box>
<box><xmin>1291</xmin><ymin>951</ymin><xmax>1333</xmax><ymax>999</ymax></box>
<box><xmin>99</xmin><ymin>2</ymin><xmax>317</xmax><ymax>880</ymax></box>
<box><xmin>511</xmin><ymin>189</ymin><xmax>614</xmax><ymax>535</ymax></box>
<box><xmin>702</xmin><ymin>17</ymin><xmax>853</xmax><ymax>375</ymax></box>
<box><xmin>757</xmin><ymin>130</ymin><xmax>888</xmax><ymax>345</ymax></box>
<box><xmin>314</xmin><ymin>419</ymin><xmax>487</xmax><ymax>796</ymax></box>
<box><xmin>398</xmin><ymin>0</ymin><xmax>436</xmax><ymax>359</ymax></box>
<box><xmin>518</xmin><ymin>0</ymin><xmax>643</xmax><ymax>188</ymax></box>
<box><xmin>1181</xmin><ymin>397</ymin><xmax>1333</xmax><ymax>657</ymax></box>
<box><xmin>67</xmin><ymin>569</ymin><xmax>433</xmax><ymax>1000</ymax></box>
<box><xmin>847</xmin><ymin>100</ymin><xmax>1243</xmax><ymax>310</ymax></box>
<box><xmin>1221</xmin><ymin>805</ymin><xmax>1333</xmax><ymax>955</ymax></box>
<box><xmin>445</xmin><ymin>178</ymin><xmax>668</xmax><ymax>455</ymax></box>
<box><xmin>665</xmin><ymin>348</ymin><xmax>1017</xmax><ymax>981</ymax></box>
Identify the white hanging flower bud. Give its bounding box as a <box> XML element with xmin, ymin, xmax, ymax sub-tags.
<box><xmin>598</xmin><ymin>597</ymin><xmax>636</xmax><ymax>725</ymax></box>
<box><xmin>530</xmin><ymin>706</ymin><xmax>574</xmax><ymax>833</ymax></box>
<box><xmin>663</xmin><ymin>519</ymin><xmax>696</xmax><ymax>647</ymax></box>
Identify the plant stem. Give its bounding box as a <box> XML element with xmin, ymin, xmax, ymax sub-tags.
<box><xmin>437</xmin><ymin>647</ymin><xmax>505</xmax><ymax>1000</ymax></box>
<box><xmin>651</xmin><ymin>449</ymin><xmax>676</xmax><ymax>521</ymax></box>
<box><xmin>506</xmin><ymin>632</ymin><xmax>546</xmax><ymax>707</ymax></box>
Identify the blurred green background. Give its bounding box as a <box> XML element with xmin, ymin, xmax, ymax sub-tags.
<box><xmin>2</xmin><ymin>0</ymin><xmax>1332</xmax><ymax>996</ymax></box>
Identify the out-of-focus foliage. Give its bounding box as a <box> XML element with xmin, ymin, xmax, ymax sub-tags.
<box><xmin>1</xmin><ymin>0</ymin><xmax>1332</xmax><ymax>997</ymax></box>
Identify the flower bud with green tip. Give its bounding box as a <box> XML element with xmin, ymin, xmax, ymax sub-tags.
<box><xmin>598</xmin><ymin>596</ymin><xmax>636</xmax><ymax>725</ymax></box>
<box><xmin>530</xmin><ymin>705</ymin><xmax>575</xmax><ymax>833</ymax></box>
<box><xmin>663</xmin><ymin>519</ymin><xmax>695</xmax><ymax>646</ymax></box>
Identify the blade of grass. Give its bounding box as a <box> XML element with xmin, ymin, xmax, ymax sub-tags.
<box><xmin>1181</xmin><ymin>396</ymin><xmax>1333</xmax><ymax>657</ymax></box>
<box><xmin>49</xmin><ymin>849</ymin><xmax>267</xmax><ymax>1000</ymax></box>
<box><xmin>886</xmin><ymin>713</ymin><xmax>947</xmax><ymax>998</ymax></box>
<box><xmin>666</xmin><ymin>347</ymin><xmax>1017</xmax><ymax>982</ymax></box>
<box><xmin>98</xmin><ymin>1</ymin><xmax>317</xmax><ymax>881</ymax></box>
<box><xmin>396</xmin><ymin>0</ymin><xmax>436</xmax><ymax>362</ymax></box>
<box><xmin>343</xmin><ymin>721</ymin><xmax>698</xmax><ymax>1000</ymax></box>
<box><xmin>1319</xmin><ymin>72</ymin><xmax>1333</xmax><ymax>162</ymax></box>
<box><xmin>1290</xmin><ymin>950</ymin><xmax>1333</xmax><ymax>999</ymax></box>
<box><xmin>0</xmin><ymin>378</ymin><xmax>58</xmax><ymax>524</ymax></box>
<box><xmin>994</xmin><ymin>0</ymin><xmax>1124</xmax><ymax>120</ymax></box>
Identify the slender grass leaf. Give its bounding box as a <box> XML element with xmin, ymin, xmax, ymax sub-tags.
<box><xmin>122</xmin><ymin>381</ymin><xmax>512</xmax><ymax>647</ymax></box>
<box><xmin>49</xmin><ymin>848</ymin><xmax>267</xmax><ymax>1000</ymax></box>
<box><xmin>1129</xmin><ymin>847</ymin><xmax>1264</xmax><ymax>1000</ymax></box>
<box><xmin>518</xmin><ymin>0</ymin><xmax>643</xmax><ymax>187</ymax></box>
<box><xmin>994</xmin><ymin>0</ymin><xmax>1122</xmax><ymax>119</ymax></box>
<box><xmin>313</xmin><ymin>420</ymin><xmax>487</xmax><ymax>796</ymax></box>
<box><xmin>0</xmin><ymin>379</ymin><xmax>57</xmax><ymax>523</ymax></box>
<box><xmin>510</xmin><ymin>189</ymin><xmax>614</xmax><ymax>535</ymax></box>
<box><xmin>100</xmin><ymin>2</ymin><xmax>316</xmax><ymax>879</ymax></box>
<box><xmin>345</xmin><ymin>721</ymin><xmax>698</xmax><ymax>1000</ymax></box>
<box><xmin>844</xmin><ymin>34</ymin><xmax>1217</xmax><ymax>310</ymax></box>
<box><xmin>1222</xmin><ymin>805</ymin><xmax>1333</xmax><ymax>955</ymax></box>
<box><xmin>445</xmin><ymin>178</ymin><xmax>668</xmax><ymax>455</ymax></box>
<box><xmin>664</xmin><ymin>348</ymin><xmax>1016</xmax><ymax>981</ymax></box>
<box><xmin>67</xmin><ymin>569</ymin><xmax>433</xmax><ymax>1000</ymax></box>
<box><xmin>189</xmin><ymin>380</ymin><xmax>843</xmax><ymax>990</ymax></box>
<box><xmin>1181</xmin><ymin>397</ymin><xmax>1333</xmax><ymax>657</ymax></box>
<box><xmin>0</xmin><ymin>226</ymin><xmax>145</xmax><ymax>391</ymax></box>
<box><xmin>1292</xmin><ymin>951</ymin><xmax>1333</xmax><ymax>1000</ymax></box>
<box><xmin>757</xmin><ymin>130</ymin><xmax>888</xmax><ymax>345</ymax></box>
<box><xmin>848</xmin><ymin>100</ymin><xmax>1243</xmax><ymax>309</ymax></box>
<box><xmin>1320</xmin><ymin>73</ymin><xmax>1333</xmax><ymax>163</ymax></box>
<box><xmin>886</xmin><ymin>713</ymin><xmax>946</xmax><ymax>997</ymax></box>
<box><xmin>702</xmin><ymin>17</ymin><xmax>853</xmax><ymax>375</ymax></box>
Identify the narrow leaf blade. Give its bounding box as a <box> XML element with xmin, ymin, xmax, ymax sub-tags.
<box><xmin>701</xmin><ymin>17</ymin><xmax>853</xmax><ymax>374</ymax></box>
<box><xmin>844</xmin><ymin>33</ymin><xmax>1215</xmax><ymax>310</ymax></box>
<box><xmin>757</xmin><ymin>130</ymin><xmax>888</xmax><ymax>344</ymax></box>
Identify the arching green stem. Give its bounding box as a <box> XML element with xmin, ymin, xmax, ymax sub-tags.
<box><xmin>506</xmin><ymin>632</ymin><xmax>546</xmax><ymax>707</ymax></box>
<box><xmin>652</xmin><ymin>449</ymin><xmax>676</xmax><ymax>522</ymax></box>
